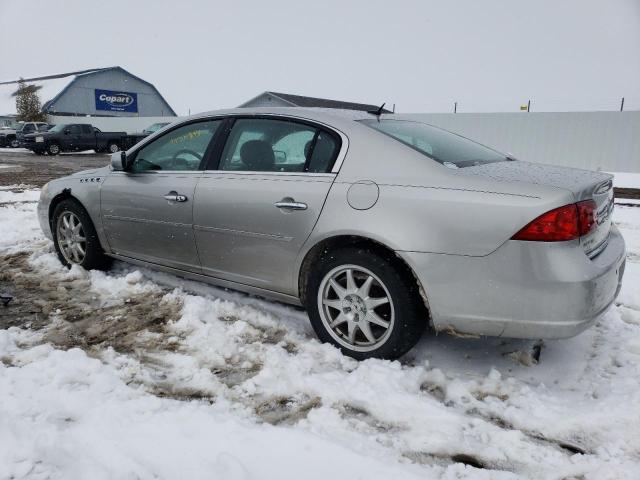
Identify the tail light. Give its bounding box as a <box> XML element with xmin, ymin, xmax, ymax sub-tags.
<box><xmin>511</xmin><ymin>200</ymin><xmax>597</xmax><ymax>242</ymax></box>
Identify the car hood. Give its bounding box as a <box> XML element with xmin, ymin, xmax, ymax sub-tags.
<box><xmin>68</xmin><ymin>166</ymin><xmax>111</xmax><ymax>177</ymax></box>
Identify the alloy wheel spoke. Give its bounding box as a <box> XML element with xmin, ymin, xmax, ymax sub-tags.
<box><xmin>365</xmin><ymin>296</ymin><xmax>390</xmax><ymax>310</ymax></box>
<box><xmin>323</xmin><ymin>298</ymin><xmax>343</xmax><ymax>310</ymax></box>
<box><xmin>330</xmin><ymin>313</ymin><xmax>348</xmax><ymax>328</ymax></box>
<box><xmin>63</xmin><ymin>216</ymin><xmax>71</xmax><ymax>230</ymax></box>
<box><xmin>359</xmin><ymin>320</ymin><xmax>377</xmax><ymax>343</ymax></box>
<box><xmin>357</xmin><ymin>275</ymin><xmax>374</xmax><ymax>297</ymax></box>
<box><xmin>345</xmin><ymin>269</ymin><xmax>357</xmax><ymax>293</ymax></box>
<box><xmin>366</xmin><ymin>311</ymin><xmax>390</xmax><ymax>329</ymax></box>
<box><xmin>329</xmin><ymin>278</ymin><xmax>347</xmax><ymax>299</ymax></box>
<box><xmin>347</xmin><ymin>321</ymin><xmax>358</xmax><ymax>343</ymax></box>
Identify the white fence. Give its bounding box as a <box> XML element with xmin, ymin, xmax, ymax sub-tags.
<box><xmin>46</xmin><ymin>115</ymin><xmax>184</xmax><ymax>135</ymax></box>
<box><xmin>404</xmin><ymin>111</ymin><xmax>640</xmax><ymax>173</ymax></box>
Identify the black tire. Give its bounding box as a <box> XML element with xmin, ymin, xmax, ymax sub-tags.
<box><xmin>107</xmin><ymin>142</ymin><xmax>120</xmax><ymax>154</ymax></box>
<box><xmin>10</xmin><ymin>137</ymin><xmax>18</xmax><ymax>148</ymax></box>
<box><xmin>305</xmin><ymin>246</ymin><xmax>426</xmax><ymax>360</ymax></box>
<box><xmin>48</xmin><ymin>143</ymin><xmax>60</xmax><ymax>155</ymax></box>
<box><xmin>52</xmin><ymin>199</ymin><xmax>111</xmax><ymax>270</ymax></box>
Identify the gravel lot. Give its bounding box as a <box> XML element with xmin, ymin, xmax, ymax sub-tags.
<box><xmin>0</xmin><ymin>148</ymin><xmax>109</xmax><ymax>188</ymax></box>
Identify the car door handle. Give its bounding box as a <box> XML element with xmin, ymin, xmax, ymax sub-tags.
<box><xmin>274</xmin><ymin>199</ymin><xmax>307</xmax><ymax>210</ymax></box>
<box><xmin>163</xmin><ymin>191</ymin><xmax>188</xmax><ymax>202</ymax></box>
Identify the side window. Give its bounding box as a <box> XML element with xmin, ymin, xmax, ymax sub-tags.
<box><xmin>38</xmin><ymin>124</ymin><xmax>49</xmax><ymax>132</ymax></box>
<box><xmin>81</xmin><ymin>125</ymin><xmax>93</xmax><ymax>134</ymax></box>
<box><xmin>23</xmin><ymin>124</ymin><xmax>35</xmax><ymax>133</ymax></box>
<box><xmin>68</xmin><ymin>125</ymin><xmax>81</xmax><ymax>134</ymax></box>
<box><xmin>307</xmin><ymin>131</ymin><xmax>339</xmax><ymax>173</ymax></box>
<box><xmin>218</xmin><ymin>118</ymin><xmax>339</xmax><ymax>173</ymax></box>
<box><xmin>131</xmin><ymin>120</ymin><xmax>222</xmax><ymax>172</ymax></box>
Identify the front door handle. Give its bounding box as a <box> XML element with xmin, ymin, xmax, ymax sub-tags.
<box><xmin>163</xmin><ymin>191</ymin><xmax>188</xmax><ymax>202</ymax></box>
<box><xmin>275</xmin><ymin>198</ymin><xmax>307</xmax><ymax>211</ymax></box>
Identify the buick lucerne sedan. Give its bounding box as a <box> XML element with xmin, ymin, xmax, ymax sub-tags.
<box><xmin>37</xmin><ymin>108</ymin><xmax>626</xmax><ymax>359</ymax></box>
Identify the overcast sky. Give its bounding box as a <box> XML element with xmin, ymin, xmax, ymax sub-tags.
<box><xmin>1</xmin><ymin>0</ymin><xmax>639</xmax><ymax>115</ymax></box>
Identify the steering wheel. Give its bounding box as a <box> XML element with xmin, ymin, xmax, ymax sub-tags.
<box><xmin>172</xmin><ymin>149</ymin><xmax>202</xmax><ymax>162</ymax></box>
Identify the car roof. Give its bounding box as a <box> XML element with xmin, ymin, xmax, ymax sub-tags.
<box><xmin>186</xmin><ymin>107</ymin><xmax>395</xmax><ymax>126</ymax></box>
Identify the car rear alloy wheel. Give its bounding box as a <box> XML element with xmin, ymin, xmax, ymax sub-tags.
<box><xmin>318</xmin><ymin>265</ymin><xmax>394</xmax><ymax>352</ymax></box>
<box><xmin>48</xmin><ymin>143</ymin><xmax>60</xmax><ymax>155</ymax></box>
<box><xmin>56</xmin><ymin>211</ymin><xmax>87</xmax><ymax>265</ymax></box>
<box><xmin>108</xmin><ymin>142</ymin><xmax>120</xmax><ymax>153</ymax></box>
<box><xmin>306</xmin><ymin>247</ymin><xmax>426</xmax><ymax>360</ymax></box>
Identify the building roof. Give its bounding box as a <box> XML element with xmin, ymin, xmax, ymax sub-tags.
<box><xmin>0</xmin><ymin>66</ymin><xmax>176</xmax><ymax>116</ymax></box>
<box><xmin>240</xmin><ymin>91</ymin><xmax>392</xmax><ymax>113</ymax></box>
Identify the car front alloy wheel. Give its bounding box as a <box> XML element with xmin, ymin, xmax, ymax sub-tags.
<box><xmin>56</xmin><ymin>211</ymin><xmax>87</xmax><ymax>264</ymax></box>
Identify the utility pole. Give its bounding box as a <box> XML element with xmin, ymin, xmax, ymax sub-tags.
<box><xmin>620</xmin><ymin>97</ymin><xmax>625</xmax><ymax>112</ymax></box>
<box><xmin>454</xmin><ymin>102</ymin><xmax>457</xmax><ymax>113</ymax></box>
<box><xmin>527</xmin><ymin>99</ymin><xmax>531</xmax><ymax>112</ymax></box>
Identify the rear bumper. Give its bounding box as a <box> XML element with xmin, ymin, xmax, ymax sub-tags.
<box><xmin>399</xmin><ymin>225</ymin><xmax>626</xmax><ymax>339</ymax></box>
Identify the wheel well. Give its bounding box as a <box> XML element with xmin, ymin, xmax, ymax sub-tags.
<box><xmin>298</xmin><ymin>235</ymin><xmax>431</xmax><ymax>320</ymax></box>
<box><xmin>48</xmin><ymin>189</ymin><xmax>76</xmax><ymax>227</ymax></box>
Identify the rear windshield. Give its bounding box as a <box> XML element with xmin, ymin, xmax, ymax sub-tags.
<box><xmin>359</xmin><ymin>119</ymin><xmax>507</xmax><ymax>168</ymax></box>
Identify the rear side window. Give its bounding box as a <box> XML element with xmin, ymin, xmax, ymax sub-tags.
<box><xmin>68</xmin><ymin>125</ymin><xmax>81</xmax><ymax>134</ymax></box>
<box><xmin>359</xmin><ymin>119</ymin><xmax>507</xmax><ymax>168</ymax></box>
<box><xmin>218</xmin><ymin>118</ymin><xmax>339</xmax><ymax>173</ymax></box>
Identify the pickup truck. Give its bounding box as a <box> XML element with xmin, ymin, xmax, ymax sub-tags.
<box><xmin>22</xmin><ymin>123</ymin><xmax>127</xmax><ymax>155</ymax></box>
<box><xmin>0</xmin><ymin>122</ymin><xmax>49</xmax><ymax>148</ymax></box>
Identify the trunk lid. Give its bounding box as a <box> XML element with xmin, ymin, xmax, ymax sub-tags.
<box><xmin>460</xmin><ymin>160</ymin><xmax>614</xmax><ymax>257</ymax></box>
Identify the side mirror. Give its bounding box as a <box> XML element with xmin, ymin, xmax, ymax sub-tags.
<box><xmin>111</xmin><ymin>151</ymin><xmax>127</xmax><ymax>171</ymax></box>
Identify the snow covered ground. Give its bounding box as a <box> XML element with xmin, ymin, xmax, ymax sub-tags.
<box><xmin>1</xmin><ymin>185</ymin><xmax>639</xmax><ymax>479</ymax></box>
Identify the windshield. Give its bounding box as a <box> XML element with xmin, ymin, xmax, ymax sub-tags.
<box><xmin>359</xmin><ymin>119</ymin><xmax>507</xmax><ymax>168</ymax></box>
<box><xmin>48</xmin><ymin>124</ymin><xmax>66</xmax><ymax>133</ymax></box>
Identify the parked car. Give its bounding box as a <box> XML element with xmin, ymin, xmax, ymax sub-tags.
<box><xmin>0</xmin><ymin>126</ymin><xmax>17</xmax><ymax>147</ymax></box>
<box><xmin>143</xmin><ymin>122</ymin><xmax>171</xmax><ymax>135</ymax></box>
<box><xmin>23</xmin><ymin>123</ymin><xmax>127</xmax><ymax>155</ymax></box>
<box><xmin>37</xmin><ymin>108</ymin><xmax>625</xmax><ymax>359</ymax></box>
<box><xmin>123</xmin><ymin>122</ymin><xmax>173</xmax><ymax>150</ymax></box>
<box><xmin>16</xmin><ymin>122</ymin><xmax>50</xmax><ymax>147</ymax></box>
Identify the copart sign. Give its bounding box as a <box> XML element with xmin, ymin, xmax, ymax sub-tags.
<box><xmin>95</xmin><ymin>89</ymin><xmax>138</xmax><ymax>113</ymax></box>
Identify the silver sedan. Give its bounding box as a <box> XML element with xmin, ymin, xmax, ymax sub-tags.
<box><xmin>37</xmin><ymin>108</ymin><xmax>626</xmax><ymax>359</ymax></box>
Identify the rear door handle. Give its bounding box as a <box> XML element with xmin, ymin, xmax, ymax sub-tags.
<box><xmin>274</xmin><ymin>199</ymin><xmax>307</xmax><ymax>211</ymax></box>
<box><xmin>163</xmin><ymin>191</ymin><xmax>188</xmax><ymax>202</ymax></box>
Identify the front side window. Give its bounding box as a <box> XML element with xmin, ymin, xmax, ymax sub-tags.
<box><xmin>81</xmin><ymin>125</ymin><xmax>93</xmax><ymax>134</ymax></box>
<box><xmin>218</xmin><ymin>118</ymin><xmax>339</xmax><ymax>173</ymax></box>
<box><xmin>68</xmin><ymin>125</ymin><xmax>81</xmax><ymax>134</ymax></box>
<box><xmin>131</xmin><ymin>120</ymin><xmax>222</xmax><ymax>172</ymax></box>
<box><xmin>359</xmin><ymin>119</ymin><xmax>507</xmax><ymax>168</ymax></box>
<box><xmin>23</xmin><ymin>124</ymin><xmax>35</xmax><ymax>133</ymax></box>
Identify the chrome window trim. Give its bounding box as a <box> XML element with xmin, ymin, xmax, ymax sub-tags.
<box><xmin>201</xmin><ymin>170</ymin><xmax>335</xmax><ymax>178</ymax></box>
<box><xmin>125</xmin><ymin>112</ymin><xmax>350</xmax><ymax>175</ymax></box>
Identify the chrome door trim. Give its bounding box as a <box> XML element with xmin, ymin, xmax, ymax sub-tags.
<box><xmin>193</xmin><ymin>224</ymin><xmax>293</xmax><ymax>242</ymax></box>
<box><xmin>103</xmin><ymin>214</ymin><xmax>191</xmax><ymax>228</ymax></box>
